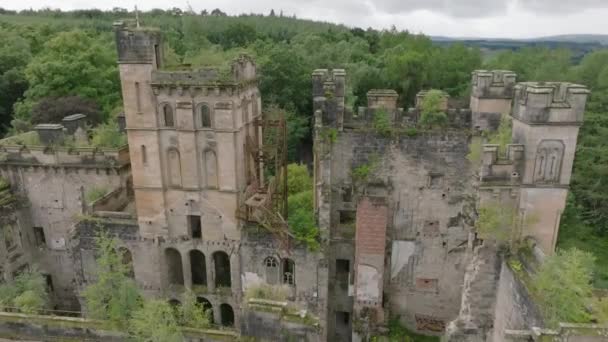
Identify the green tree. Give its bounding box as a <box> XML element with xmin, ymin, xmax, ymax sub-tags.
<box><xmin>419</xmin><ymin>90</ymin><xmax>448</xmax><ymax>128</ymax></box>
<box><xmin>178</xmin><ymin>290</ymin><xmax>212</xmax><ymax>329</ymax></box>
<box><xmin>0</xmin><ymin>28</ymin><xmax>31</xmax><ymax>134</ymax></box>
<box><xmin>287</xmin><ymin>163</ymin><xmax>312</xmax><ymax>196</ymax></box>
<box><xmin>129</xmin><ymin>299</ymin><xmax>183</xmax><ymax>342</ymax></box>
<box><xmin>0</xmin><ymin>268</ymin><xmax>48</xmax><ymax>314</ymax></box>
<box><xmin>287</xmin><ymin>189</ymin><xmax>319</xmax><ymax>250</ymax></box>
<box><xmin>30</xmin><ymin>95</ymin><xmax>102</xmax><ymax>125</ymax></box>
<box><xmin>532</xmin><ymin>248</ymin><xmax>597</xmax><ymax>326</ymax></box>
<box><xmin>90</xmin><ymin>121</ymin><xmax>127</xmax><ymax>148</ymax></box>
<box><xmin>82</xmin><ymin>232</ymin><xmax>142</xmax><ymax>327</ymax></box>
<box><xmin>14</xmin><ymin>30</ymin><xmax>120</xmax><ymax>122</ymax></box>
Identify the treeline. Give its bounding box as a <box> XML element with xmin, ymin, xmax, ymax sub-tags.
<box><xmin>0</xmin><ymin>9</ymin><xmax>607</xmax><ymax>243</ymax></box>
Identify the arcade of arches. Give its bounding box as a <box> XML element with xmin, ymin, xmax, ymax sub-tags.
<box><xmin>164</xmin><ymin>248</ymin><xmax>231</xmax><ymax>289</ymax></box>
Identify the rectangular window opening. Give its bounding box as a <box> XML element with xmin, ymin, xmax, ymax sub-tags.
<box><xmin>154</xmin><ymin>44</ymin><xmax>161</xmax><ymax>69</ymax></box>
<box><xmin>188</xmin><ymin>215</ymin><xmax>202</xmax><ymax>239</ymax></box>
<box><xmin>44</xmin><ymin>274</ymin><xmax>54</xmax><ymax>292</ymax></box>
<box><xmin>135</xmin><ymin>82</ymin><xmax>141</xmax><ymax>113</ymax></box>
<box><xmin>335</xmin><ymin>259</ymin><xmax>350</xmax><ymax>286</ymax></box>
<box><xmin>335</xmin><ymin>311</ymin><xmax>350</xmax><ymax>327</ymax></box>
<box><xmin>339</xmin><ymin>211</ymin><xmax>356</xmax><ymax>225</ymax></box>
<box><xmin>33</xmin><ymin>227</ymin><xmax>46</xmax><ymax>247</ymax></box>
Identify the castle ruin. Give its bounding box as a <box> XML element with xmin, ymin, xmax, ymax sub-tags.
<box><xmin>0</xmin><ymin>23</ymin><xmax>603</xmax><ymax>341</ymax></box>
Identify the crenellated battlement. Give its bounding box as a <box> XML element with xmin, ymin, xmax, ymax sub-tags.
<box><xmin>480</xmin><ymin>144</ymin><xmax>525</xmax><ymax>185</ymax></box>
<box><xmin>113</xmin><ymin>21</ymin><xmax>162</xmax><ymax>65</ymax></box>
<box><xmin>471</xmin><ymin>70</ymin><xmax>517</xmax><ymax>99</ymax></box>
<box><xmin>512</xmin><ymin>82</ymin><xmax>590</xmax><ymax>124</ymax></box>
<box><xmin>312</xmin><ymin>69</ymin><xmax>346</xmax><ymax>98</ymax></box>
<box><xmin>0</xmin><ymin>144</ymin><xmax>130</xmax><ymax>169</ymax></box>
<box><xmin>312</xmin><ymin>69</ymin><xmax>346</xmax><ymax>129</ymax></box>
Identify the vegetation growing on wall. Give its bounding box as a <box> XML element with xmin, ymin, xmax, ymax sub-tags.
<box><xmin>418</xmin><ymin>89</ymin><xmax>448</xmax><ymax>129</ymax></box>
<box><xmin>372</xmin><ymin>108</ymin><xmax>392</xmax><ymax>137</ymax></box>
<box><xmin>0</xmin><ymin>269</ymin><xmax>48</xmax><ymax>314</ymax></box>
<box><xmin>176</xmin><ymin>290</ymin><xmax>212</xmax><ymax>330</ymax></box>
<box><xmin>85</xmin><ymin>186</ymin><xmax>108</xmax><ymax>204</ymax></box>
<box><xmin>82</xmin><ymin>232</ymin><xmax>142</xmax><ymax>327</ymax></box>
<box><xmin>530</xmin><ymin>248</ymin><xmax>608</xmax><ymax>327</ymax></box>
<box><xmin>467</xmin><ymin>115</ymin><xmax>513</xmax><ymax>166</ymax></box>
<box><xmin>129</xmin><ymin>299</ymin><xmax>183</xmax><ymax>342</ymax></box>
<box><xmin>286</xmin><ymin>163</ymin><xmax>319</xmax><ymax>250</ymax></box>
<box><xmin>244</xmin><ymin>283</ymin><xmax>288</xmax><ymax>301</ymax></box>
<box><xmin>83</xmin><ymin>232</ymin><xmax>213</xmax><ymax>336</ymax></box>
<box><xmin>352</xmin><ymin>155</ymin><xmax>379</xmax><ymax>184</ymax></box>
<box><xmin>475</xmin><ymin>202</ymin><xmax>516</xmax><ymax>243</ymax></box>
<box><xmin>90</xmin><ymin>121</ymin><xmax>127</xmax><ymax>148</ymax></box>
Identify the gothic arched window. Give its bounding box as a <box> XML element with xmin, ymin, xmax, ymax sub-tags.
<box><xmin>534</xmin><ymin>140</ymin><xmax>564</xmax><ymax>184</ymax></box>
<box><xmin>161</xmin><ymin>103</ymin><xmax>174</xmax><ymax>127</ymax></box>
<box><xmin>198</xmin><ymin>104</ymin><xmax>212</xmax><ymax>128</ymax></box>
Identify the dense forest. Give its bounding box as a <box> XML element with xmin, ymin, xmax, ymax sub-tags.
<box><xmin>0</xmin><ymin>7</ymin><xmax>607</xmax><ymax>286</ymax></box>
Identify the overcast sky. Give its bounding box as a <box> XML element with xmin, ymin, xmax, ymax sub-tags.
<box><xmin>3</xmin><ymin>0</ymin><xmax>608</xmax><ymax>38</ymax></box>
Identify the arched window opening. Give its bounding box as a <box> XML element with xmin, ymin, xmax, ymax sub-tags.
<box><xmin>118</xmin><ymin>247</ymin><xmax>135</xmax><ymax>278</ymax></box>
<box><xmin>165</xmin><ymin>248</ymin><xmax>184</xmax><ymax>286</ymax></box>
<box><xmin>162</xmin><ymin>104</ymin><xmax>174</xmax><ymax>127</ymax></box>
<box><xmin>220</xmin><ymin>303</ymin><xmax>234</xmax><ymax>327</ymax></box>
<box><xmin>141</xmin><ymin>145</ymin><xmax>147</xmax><ymax>165</ymax></box>
<box><xmin>204</xmin><ymin>150</ymin><xmax>218</xmax><ymax>189</ymax></box>
<box><xmin>167</xmin><ymin>148</ymin><xmax>182</xmax><ymax>187</ymax></box>
<box><xmin>282</xmin><ymin>258</ymin><xmax>295</xmax><ymax>286</ymax></box>
<box><xmin>213</xmin><ymin>251</ymin><xmax>231</xmax><ymax>288</ymax></box>
<box><xmin>189</xmin><ymin>250</ymin><xmax>207</xmax><ymax>286</ymax></box>
<box><xmin>197</xmin><ymin>297</ymin><xmax>214</xmax><ymax>324</ymax></box>
<box><xmin>264</xmin><ymin>256</ymin><xmax>279</xmax><ymax>285</ymax></box>
<box><xmin>200</xmin><ymin>104</ymin><xmax>211</xmax><ymax>128</ymax></box>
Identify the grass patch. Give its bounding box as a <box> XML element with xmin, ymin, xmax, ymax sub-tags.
<box><xmin>244</xmin><ymin>284</ymin><xmax>288</xmax><ymax>302</ymax></box>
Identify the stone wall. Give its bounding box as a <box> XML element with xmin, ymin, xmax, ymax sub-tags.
<box><xmin>323</xmin><ymin>129</ymin><xmax>475</xmax><ymax>336</ymax></box>
<box><xmin>241</xmin><ymin>299</ymin><xmax>320</xmax><ymax>341</ymax></box>
<box><xmin>492</xmin><ymin>261</ymin><xmax>544</xmax><ymax>342</ymax></box>
<box><xmin>0</xmin><ymin>311</ymin><xmax>237</xmax><ymax>341</ymax></box>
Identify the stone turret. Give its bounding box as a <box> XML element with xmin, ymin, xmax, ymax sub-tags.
<box><xmin>470</xmin><ymin>70</ymin><xmax>517</xmax><ymax>130</ymax></box>
<box><xmin>114</xmin><ymin>21</ymin><xmax>163</xmax><ymax>67</ymax></box>
<box><xmin>312</xmin><ymin>69</ymin><xmax>345</xmax><ymax>130</ymax></box>
<box><xmin>512</xmin><ymin>82</ymin><xmax>589</xmax><ymax>254</ymax></box>
<box><xmin>512</xmin><ymin>82</ymin><xmax>588</xmax><ymax>125</ymax></box>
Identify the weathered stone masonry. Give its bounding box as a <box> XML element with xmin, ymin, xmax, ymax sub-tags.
<box><xmin>0</xmin><ymin>21</ymin><xmax>600</xmax><ymax>342</ymax></box>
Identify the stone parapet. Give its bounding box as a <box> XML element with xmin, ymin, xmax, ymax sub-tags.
<box><xmin>0</xmin><ymin>144</ymin><xmax>130</xmax><ymax>168</ymax></box>
<box><xmin>512</xmin><ymin>82</ymin><xmax>590</xmax><ymax>125</ymax></box>
<box><xmin>480</xmin><ymin>144</ymin><xmax>525</xmax><ymax>184</ymax></box>
<box><xmin>471</xmin><ymin>70</ymin><xmax>517</xmax><ymax>99</ymax></box>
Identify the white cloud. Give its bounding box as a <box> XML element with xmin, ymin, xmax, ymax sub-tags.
<box><xmin>1</xmin><ymin>0</ymin><xmax>608</xmax><ymax>38</ymax></box>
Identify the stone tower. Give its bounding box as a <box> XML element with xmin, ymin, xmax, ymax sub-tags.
<box><xmin>114</xmin><ymin>22</ymin><xmax>261</xmax><ymax>325</ymax></box>
<box><xmin>511</xmin><ymin>82</ymin><xmax>589</xmax><ymax>253</ymax></box>
<box><xmin>470</xmin><ymin>70</ymin><xmax>517</xmax><ymax>130</ymax></box>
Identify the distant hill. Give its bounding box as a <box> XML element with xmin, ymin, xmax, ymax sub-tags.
<box><xmin>531</xmin><ymin>34</ymin><xmax>608</xmax><ymax>45</ymax></box>
<box><xmin>432</xmin><ymin>34</ymin><xmax>608</xmax><ymax>45</ymax></box>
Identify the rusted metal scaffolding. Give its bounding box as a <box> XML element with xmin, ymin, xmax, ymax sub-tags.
<box><xmin>237</xmin><ymin>109</ymin><xmax>290</xmax><ymax>250</ymax></box>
